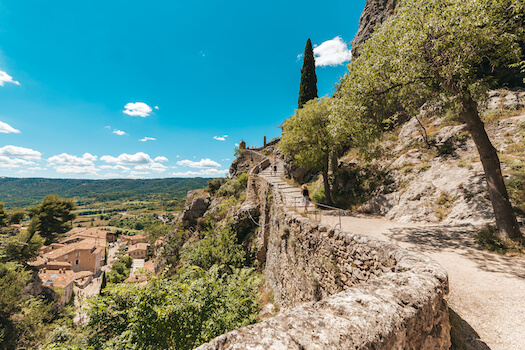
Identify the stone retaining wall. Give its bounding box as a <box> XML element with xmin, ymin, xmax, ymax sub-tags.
<box><xmin>196</xmin><ymin>169</ymin><xmax>451</xmax><ymax>349</ymax></box>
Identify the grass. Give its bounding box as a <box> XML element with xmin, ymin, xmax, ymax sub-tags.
<box><xmin>475</xmin><ymin>224</ymin><xmax>525</xmax><ymax>254</ymax></box>
<box><xmin>435</xmin><ymin>191</ymin><xmax>459</xmax><ymax>221</ymax></box>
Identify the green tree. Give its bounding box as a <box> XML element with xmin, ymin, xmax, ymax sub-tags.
<box><xmin>298</xmin><ymin>38</ymin><xmax>318</xmax><ymax>108</ymax></box>
<box><xmin>0</xmin><ymin>262</ymin><xmax>31</xmax><ymax>349</ymax></box>
<box><xmin>86</xmin><ymin>267</ymin><xmax>260</xmax><ymax>350</ymax></box>
<box><xmin>333</xmin><ymin>0</ymin><xmax>524</xmax><ymax>239</ymax></box>
<box><xmin>8</xmin><ymin>209</ymin><xmax>26</xmax><ymax>225</ymax></box>
<box><xmin>27</xmin><ymin>195</ymin><xmax>76</xmax><ymax>245</ymax></box>
<box><xmin>280</xmin><ymin>97</ymin><xmax>336</xmax><ymax>205</ymax></box>
<box><xmin>0</xmin><ymin>203</ymin><xmax>7</xmax><ymax>227</ymax></box>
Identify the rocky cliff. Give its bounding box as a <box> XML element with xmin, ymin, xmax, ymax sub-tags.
<box><xmin>351</xmin><ymin>0</ymin><xmax>397</xmax><ymax>57</ymax></box>
<box><xmin>357</xmin><ymin>89</ymin><xmax>525</xmax><ymax>225</ymax></box>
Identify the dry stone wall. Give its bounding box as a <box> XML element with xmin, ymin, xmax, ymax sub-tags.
<box><xmin>196</xmin><ymin>165</ymin><xmax>451</xmax><ymax>350</ymax></box>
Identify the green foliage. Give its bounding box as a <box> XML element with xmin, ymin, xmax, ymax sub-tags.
<box><xmin>0</xmin><ymin>231</ymin><xmax>44</xmax><ymax>263</ymax></box>
<box><xmin>206</xmin><ymin>178</ymin><xmax>228</xmax><ymax>194</ymax></box>
<box><xmin>8</xmin><ymin>209</ymin><xmax>26</xmax><ymax>224</ymax></box>
<box><xmin>298</xmin><ymin>38</ymin><xmax>318</xmax><ymax>108</ymax></box>
<box><xmin>475</xmin><ymin>224</ymin><xmax>525</xmax><ymax>253</ymax></box>
<box><xmin>281</xmin><ymin>98</ymin><xmax>332</xmax><ymax>171</ymax></box>
<box><xmin>107</xmin><ymin>255</ymin><xmax>133</xmax><ymax>284</ymax></box>
<box><xmin>0</xmin><ymin>203</ymin><xmax>6</xmax><ymax>227</ymax></box>
<box><xmin>181</xmin><ymin>224</ymin><xmax>246</xmax><ymax>270</ymax></box>
<box><xmin>216</xmin><ymin>174</ymin><xmax>248</xmax><ymax>197</ymax></box>
<box><xmin>310</xmin><ymin>186</ymin><xmax>325</xmax><ymax>204</ymax></box>
<box><xmin>28</xmin><ymin>194</ymin><xmax>76</xmax><ymax>245</ymax></box>
<box><xmin>86</xmin><ymin>266</ymin><xmax>261</xmax><ymax>350</ymax></box>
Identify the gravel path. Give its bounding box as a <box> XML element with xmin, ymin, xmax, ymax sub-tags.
<box><xmin>259</xmin><ymin>161</ymin><xmax>525</xmax><ymax>350</ymax></box>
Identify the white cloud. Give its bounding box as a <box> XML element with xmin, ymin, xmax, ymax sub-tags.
<box><xmin>47</xmin><ymin>153</ymin><xmax>97</xmax><ymax>166</ymax></box>
<box><xmin>0</xmin><ymin>121</ymin><xmax>20</xmax><ymax>134</ymax></box>
<box><xmin>55</xmin><ymin>165</ymin><xmax>98</xmax><ymax>175</ymax></box>
<box><xmin>176</xmin><ymin>158</ymin><xmax>221</xmax><ymax>169</ymax></box>
<box><xmin>213</xmin><ymin>135</ymin><xmax>228</xmax><ymax>141</ymax></box>
<box><xmin>154</xmin><ymin>106</ymin><xmax>159</xmax><ymax>110</ymax></box>
<box><xmin>123</xmin><ymin>102</ymin><xmax>153</xmax><ymax>117</ymax></box>
<box><xmin>0</xmin><ymin>70</ymin><xmax>20</xmax><ymax>86</ymax></box>
<box><xmin>139</xmin><ymin>137</ymin><xmax>156</xmax><ymax>142</ymax></box>
<box><xmin>171</xmin><ymin>168</ymin><xmax>228</xmax><ymax>177</ymax></box>
<box><xmin>101</xmin><ymin>152</ymin><xmax>153</xmax><ymax>165</ymax></box>
<box><xmin>113</xmin><ymin>129</ymin><xmax>126</xmax><ymax>136</ymax></box>
<box><xmin>0</xmin><ymin>145</ymin><xmax>41</xmax><ymax>159</ymax></box>
<box><xmin>313</xmin><ymin>37</ymin><xmax>352</xmax><ymax>67</ymax></box>
<box><xmin>154</xmin><ymin>156</ymin><xmax>168</xmax><ymax>162</ymax></box>
<box><xmin>99</xmin><ymin>165</ymin><xmax>131</xmax><ymax>172</ymax></box>
<box><xmin>0</xmin><ymin>156</ymin><xmax>37</xmax><ymax>169</ymax></box>
<box><xmin>105</xmin><ymin>125</ymin><xmax>111</xmax><ymax>129</ymax></box>
<box><xmin>134</xmin><ymin>162</ymin><xmax>167</xmax><ymax>173</ymax></box>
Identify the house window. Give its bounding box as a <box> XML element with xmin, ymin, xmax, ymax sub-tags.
<box><xmin>75</xmin><ymin>252</ymin><xmax>80</xmax><ymax>258</ymax></box>
<box><xmin>75</xmin><ymin>260</ymin><xmax>79</xmax><ymax>265</ymax></box>
<box><xmin>64</xmin><ymin>254</ymin><xmax>68</xmax><ymax>260</ymax></box>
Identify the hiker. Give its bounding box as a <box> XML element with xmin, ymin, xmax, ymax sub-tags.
<box><xmin>300</xmin><ymin>184</ymin><xmax>310</xmax><ymax>213</ymax></box>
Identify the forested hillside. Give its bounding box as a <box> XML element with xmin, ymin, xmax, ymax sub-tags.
<box><xmin>0</xmin><ymin>177</ymin><xmax>210</xmax><ymax>208</ymax></box>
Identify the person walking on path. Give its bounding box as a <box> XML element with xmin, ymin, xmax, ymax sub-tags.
<box><xmin>301</xmin><ymin>184</ymin><xmax>310</xmax><ymax>213</ymax></box>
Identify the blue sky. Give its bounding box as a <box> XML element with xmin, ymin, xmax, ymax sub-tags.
<box><xmin>0</xmin><ymin>0</ymin><xmax>365</xmax><ymax>179</ymax></box>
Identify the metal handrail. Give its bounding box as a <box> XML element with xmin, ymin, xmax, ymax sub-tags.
<box><xmin>287</xmin><ymin>195</ymin><xmax>349</xmax><ymax>230</ymax></box>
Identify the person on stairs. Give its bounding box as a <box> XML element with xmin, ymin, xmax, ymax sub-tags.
<box><xmin>301</xmin><ymin>184</ymin><xmax>310</xmax><ymax>213</ymax></box>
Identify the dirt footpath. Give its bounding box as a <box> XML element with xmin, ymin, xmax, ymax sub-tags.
<box><xmin>320</xmin><ymin>214</ymin><xmax>525</xmax><ymax>350</ymax></box>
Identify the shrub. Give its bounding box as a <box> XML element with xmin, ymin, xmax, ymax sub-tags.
<box><xmin>475</xmin><ymin>224</ymin><xmax>525</xmax><ymax>253</ymax></box>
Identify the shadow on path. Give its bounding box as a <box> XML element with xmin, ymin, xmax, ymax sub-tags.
<box><xmin>450</xmin><ymin>308</ymin><xmax>491</xmax><ymax>350</ymax></box>
<box><xmin>386</xmin><ymin>225</ymin><xmax>525</xmax><ymax>280</ymax></box>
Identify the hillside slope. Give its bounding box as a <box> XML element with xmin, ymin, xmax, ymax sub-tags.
<box><xmin>0</xmin><ymin>177</ymin><xmax>210</xmax><ymax>208</ymax></box>
<box><xmin>354</xmin><ymin>90</ymin><xmax>525</xmax><ymax>225</ymax></box>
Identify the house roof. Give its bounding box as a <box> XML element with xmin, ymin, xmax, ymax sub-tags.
<box><xmin>29</xmin><ymin>257</ymin><xmax>72</xmax><ymax>269</ymax></box>
<box><xmin>128</xmin><ymin>243</ymin><xmax>149</xmax><ymax>252</ymax></box>
<box><xmin>42</xmin><ymin>240</ymin><xmax>100</xmax><ymax>260</ymax></box>
<box><xmin>39</xmin><ymin>269</ymin><xmax>76</xmax><ymax>289</ymax></box>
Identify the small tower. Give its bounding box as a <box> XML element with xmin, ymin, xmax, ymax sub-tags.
<box><xmin>239</xmin><ymin>140</ymin><xmax>246</xmax><ymax>149</ymax></box>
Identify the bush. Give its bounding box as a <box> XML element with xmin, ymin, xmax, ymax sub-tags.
<box><xmin>181</xmin><ymin>224</ymin><xmax>246</xmax><ymax>270</ymax></box>
<box><xmin>216</xmin><ymin>173</ymin><xmax>249</xmax><ymax>197</ymax></box>
<box><xmin>475</xmin><ymin>224</ymin><xmax>525</xmax><ymax>253</ymax></box>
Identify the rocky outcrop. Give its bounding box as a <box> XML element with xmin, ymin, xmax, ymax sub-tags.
<box><xmin>359</xmin><ymin>102</ymin><xmax>525</xmax><ymax>225</ymax></box>
<box><xmin>351</xmin><ymin>0</ymin><xmax>398</xmax><ymax>57</ymax></box>
<box><xmin>181</xmin><ymin>191</ymin><xmax>211</xmax><ymax>227</ymax></box>
<box><xmin>196</xmin><ymin>167</ymin><xmax>451</xmax><ymax>350</ymax></box>
<box><xmin>229</xmin><ymin>149</ymin><xmax>268</xmax><ymax>178</ymax></box>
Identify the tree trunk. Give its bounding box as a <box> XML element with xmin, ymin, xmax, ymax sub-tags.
<box><xmin>459</xmin><ymin>95</ymin><xmax>522</xmax><ymax>239</ymax></box>
<box><xmin>323</xmin><ymin>151</ymin><xmax>333</xmax><ymax>206</ymax></box>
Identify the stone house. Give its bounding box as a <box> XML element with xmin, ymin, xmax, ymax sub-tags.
<box><xmin>38</xmin><ymin>268</ymin><xmax>76</xmax><ymax>305</ymax></box>
<box><xmin>128</xmin><ymin>243</ymin><xmax>149</xmax><ymax>259</ymax></box>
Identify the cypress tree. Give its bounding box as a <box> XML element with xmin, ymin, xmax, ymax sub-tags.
<box><xmin>298</xmin><ymin>38</ymin><xmax>318</xmax><ymax>108</ymax></box>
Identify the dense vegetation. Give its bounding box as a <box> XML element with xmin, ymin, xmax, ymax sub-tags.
<box><xmin>0</xmin><ymin>177</ymin><xmax>210</xmax><ymax>208</ymax></box>
<box><xmin>281</xmin><ymin>0</ymin><xmax>524</xmax><ymax>240</ymax></box>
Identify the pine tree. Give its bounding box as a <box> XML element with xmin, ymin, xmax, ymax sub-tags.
<box><xmin>298</xmin><ymin>39</ymin><xmax>318</xmax><ymax>108</ymax></box>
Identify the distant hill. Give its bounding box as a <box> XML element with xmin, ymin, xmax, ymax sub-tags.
<box><xmin>0</xmin><ymin>177</ymin><xmax>211</xmax><ymax>208</ymax></box>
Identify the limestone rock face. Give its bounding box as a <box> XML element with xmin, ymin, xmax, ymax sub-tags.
<box><xmin>351</xmin><ymin>0</ymin><xmax>398</xmax><ymax>57</ymax></box>
<box><xmin>229</xmin><ymin>149</ymin><xmax>267</xmax><ymax>178</ymax></box>
<box><xmin>358</xmin><ymin>96</ymin><xmax>525</xmax><ymax>225</ymax></box>
<box><xmin>181</xmin><ymin>191</ymin><xmax>211</xmax><ymax>227</ymax></box>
